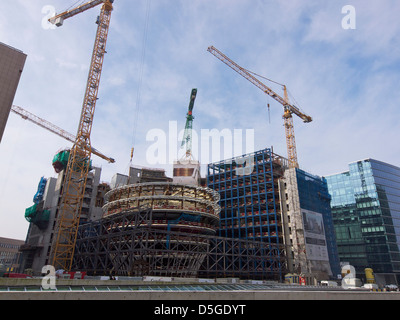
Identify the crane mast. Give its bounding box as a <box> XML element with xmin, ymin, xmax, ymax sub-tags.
<box><xmin>207</xmin><ymin>46</ymin><xmax>312</xmax><ymax>169</ymax></box>
<box><xmin>49</xmin><ymin>0</ymin><xmax>114</xmax><ymax>271</ymax></box>
<box><xmin>181</xmin><ymin>89</ymin><xmax>197</xmax><ymax>160</ymax></box>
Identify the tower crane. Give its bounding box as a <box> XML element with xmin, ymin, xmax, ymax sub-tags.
<box><xmin>207</xmin><ymin>46</ymin><xmax>312</xmax><ymax>169</ymax></box>
<box><xmin>181</xmin><ymin>89</ymin><xmax>197</xmax><ymax>160</ymax></box>
<box><xmin>11</xmin><ymin>105</ymin><xmax>115</xmax><ymax>163</ymax></box>
<box><xmin>48</xmin><ymin>0</ymin><xmax>114</xmax><ymax>271</ymax></box>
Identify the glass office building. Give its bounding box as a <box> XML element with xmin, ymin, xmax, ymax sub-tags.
<box><xmin>325</xmin><ymin>159</ymin><xmax>400</xmax><ymax>283</ymax></box>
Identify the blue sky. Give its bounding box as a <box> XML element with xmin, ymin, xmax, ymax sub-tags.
<box><xmin>0</xmin><ymin>0</ymin><xmax>399</xmax><ymax>239</ymax></box>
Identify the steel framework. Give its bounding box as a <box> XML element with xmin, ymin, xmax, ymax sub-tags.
<box><xmin>73</xmin><ymin>206</ymin><xmax>286</xmax><ymax>280</ymax></box>
<box><xmin>207</xmin><ymin>149</ymin><xmax>286</xmax><ymax>243</ymax></box>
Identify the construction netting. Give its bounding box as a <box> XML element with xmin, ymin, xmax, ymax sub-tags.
<box><xmin>25</xmin><ymin>204</ymin><xmax>38</xmax><ymax>222</ymax></box>
<box><xmin>25</xmin><ymin>204</ymin><xmax>50</xmax><ymax>230</ymax></box>
<box><xmin>52</xmin><ymin>150</ymin><xmax>70</xmax><ymax>173</ymax></box>
<box><xmin>52</xmin><ymin>149</ymin><xmax>93</xmax><ymax>173</ymax></box>
<box><xmin>33</xmin><ymin>177</ymin><xmax>47</xmax><ymax>204</ymax></box>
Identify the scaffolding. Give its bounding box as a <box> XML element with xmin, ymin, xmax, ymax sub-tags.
<box><xmin>73</xmin><ymin>206</ymin><xmax>286</xmax><ymax>280</ymax></box>
<box><xmin>207</xmin><ymin>149</ymin><xmax>285</xmax><ymax>243</ymax></box>
<box><xmin>206</xmin><ymin>148</ymin><xmax>287</xmax><ymax>279</ymax></box>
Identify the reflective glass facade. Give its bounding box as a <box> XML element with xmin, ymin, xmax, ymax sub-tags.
<box><xmin>326</xmin><ymin>159</ymin><xmax>400</xmax><ymax>276</ymax></box>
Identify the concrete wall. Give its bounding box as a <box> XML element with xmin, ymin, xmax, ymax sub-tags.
<box><xmin>1</xmin><ymin>278</ymin><xmax>399</xmax><ymax>300</ymax></box>
<box><xmin>0</xmin><ymin>42</ymin><xmax>27</xmax><ymax>142</ymax></box>
<box><xmin>1</xmin><ymin>289</ymin><xmax>399</xmax><ymax>301</ymax></box>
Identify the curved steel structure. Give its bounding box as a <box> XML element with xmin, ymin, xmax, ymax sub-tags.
<box><xmin>73</xmin><ymin>183</ymin><xmax>285</xmax><ymax>279</ymax></box>
<box><xmin>103</xmin><ymin>183</ymin><xmax>221</xmax><ymax>236</ymax></box>
<box><xmin>80</xmin><ymin>183</ymin><xmax>221</xmax><ymax>277</ymax></box>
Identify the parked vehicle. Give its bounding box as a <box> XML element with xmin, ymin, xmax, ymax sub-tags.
<box><xmin>385</xmin><ymin>284</ymin><xmax>399</xmax><ymax>292</ymax></box>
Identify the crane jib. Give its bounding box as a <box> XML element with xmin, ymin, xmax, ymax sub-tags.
<box><xmin>208</xmin><ymin>45</ymin><xmax>312</xmax><ymax>169</ymax></box>
<box><xmin>49</xmin><ymin>0</ymin><xmax>113</xmax><ymax>26</ymax></box>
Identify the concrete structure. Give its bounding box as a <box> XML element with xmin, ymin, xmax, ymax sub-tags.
<box><xmin>281</xmin><ymin>168</ymin><xmax>341</xmax><ymax>281</ymax></box>
<box><xmin>0</xmin><ymin>277</ymin><xmax>399</xmax><ymax>300</ymax></box>
<box><xmin>0</xmin><ymin>42</ymin><xmax>27</xmax><ymax>142</ymax></box>
<box><xmin>2</xmin><ymin>290</ymin><xmax>400</xmax><ymax>301</ymax></box>
<box><xmin>325</xmin><ymin>159</ymin><xmax>400</xmax><ymax>285</ymax></box>
<box><xmin>20</xmin><ymin>167</ymin><xmax>107</xmax><ymax>275</ymax></box>
<box><xmin>173</xmin><ymin>159</ymin><xmax>201</xmax><ymax>186</ymax></box>
<box><xmin>0</xmin><ymin>237</ymin><xmax>24</xmax><ymax>273</ymax></box>
<box><xmin>110</xmin><ymin>166</ymin><xmax>172</xmax><ymax>189</ymax></box>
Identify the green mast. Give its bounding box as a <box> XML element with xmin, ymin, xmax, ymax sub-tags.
<box><xmin>181</xmin><ymin>89</ymin><xmax>198</xmax><ymax>159</ymax></box>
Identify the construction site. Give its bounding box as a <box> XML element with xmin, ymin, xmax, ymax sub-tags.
<box><xmin>2</xmin><ymin>1</ymin><xmax>400</xmax><ymax>301</ymax></box>
<box><xmin>3</xmin><ymin>0</ymin><xmax>334</xmax><ymax>284</ymax></box>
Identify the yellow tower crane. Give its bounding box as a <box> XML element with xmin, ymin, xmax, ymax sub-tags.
<box><xmin>11</xmin><ymin>105</ymin><xmax>115</xmax><ymax>163</ymax></box>
<box><xmin>48</xmin><ymin>0</ymin><xmax>114</xmax><ymax>271</ymax></box>
<box><xmin>207</xmin><ymin>46</ymin><xmax>312</xmax><ymax>169</ymax></box>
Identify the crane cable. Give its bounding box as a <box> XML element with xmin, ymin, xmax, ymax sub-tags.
<box><xmin>246</xmin><ymin>68</ymin><xmax>305</xmax><ymax>115</ymax></box>
<box><xmin>245</xmin><ymin>68</ymin><xmax>285</xmax><ymax>87</ymax></box>
<box><xmin>64</xmin><ymin>1</ymin><xmax>86</xmax><ymax>13</ymax></box>
<box><xmin>130</xmin><ymin>0</ymin><xmax>152</xmax><ymax>165</ymax></box>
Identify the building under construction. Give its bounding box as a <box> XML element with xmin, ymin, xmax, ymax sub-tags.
<box><xmin>20</xmin><ymin>165</ymin><xmax>108</xmax><ymax>274</ymax></box>
<box><xmin>21</xmin><ymin>151</ymin><xmax>339</xmax><ymax>282</ymax></box>
<box><xmin>15</xmin><ymin>29</ymin><xmax>337</xmax><ymax>280</ymax></box>
<box><xmin>207</xmin><ymin>148</ymin><xmax>287</xmax><ymax>280</ymax></box>
<box><xmin>73</xmin><ymin>184</ymin><xmax>285</xmax><ymax>279</ymax></box>
<box><xmin>73</xmin><ymin>182</ymin><xmax>222</xmax><ymax>277</ymax></box>
<box><xmin>71</xmin><ymin>150</ymin><xmax>287</xmax><ymax>280</ymax></box>
<box><xmin>207</xmin><ymin>148</ymin><xmax>340</xmax><ymax>283</ymax></box>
